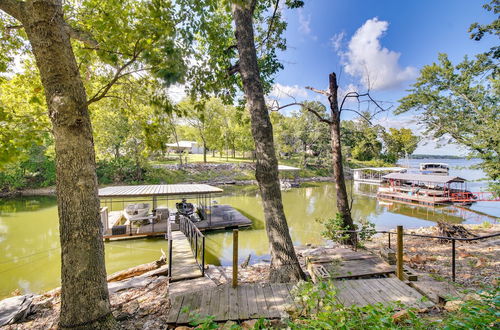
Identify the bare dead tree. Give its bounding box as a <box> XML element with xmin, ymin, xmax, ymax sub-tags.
<box><xmin>270</xmin><ymin>72</ymin><xmax>391</xmax><ymax>246</ymax></box>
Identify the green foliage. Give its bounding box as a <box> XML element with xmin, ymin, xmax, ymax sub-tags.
<box><xmin>317</xmin><ymin>213</ymin><xmax>376</xmax><ymax>248</ymax></box>
<box><xmin>398</xmin><ymin>2</ymin><xmax>499</xmax><ymax>193</ymax></box>
<box><xmin>341</xmin><ymin>119</ymin><xmax>384</xmax><ymax>162</ymax></box>
<box><xmin>290</xmin><ymin>282</ymin><xmax>499</xmax><ymax>329</ymax></box>
<box><xmin>0</xmin><ymin>144</ymin><xmax>55</xmax><ymax>192</ymax></box>
<box><xmin>382</xmin><ymin>128</ymin><xmax>421</xmax><ymax>163</ymax></box>
<box><xmin>290</xmin><ymin>281</ymin><xmax>430</xmax><ymax>329</ymax></box>
<box><xmin>271</xmin><ymin>102</ymin><xmax>331</xmax><ymax>167</ymax></box>
<box><xmin>442</xmin><ymin>286</ymin><xmax>499</xmax><ymax>329</ymax></box>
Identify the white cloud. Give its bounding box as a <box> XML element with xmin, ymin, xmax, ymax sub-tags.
<box><xmin>339</xmin><ymin>18</ymin><xmax>417</xmax><ymax>90</ymax></box>
<box><xmin>270</xmin><ymin>83</ymin><xmax>308</xmax><ymax>99</ymax></box>
<box><xmin>330</xmin><ymin>31</ymin><xmax>345</xmax><ymax>52</ymax></box>
<box><xmin>298</xmin><ymin>9</ymin><xmax>311</xmax><ymax>35</ymax></box>
<box><xmin>298</xmin><ymin>9</ymin><xmax>317</xmax><ymax>40</ymax></box>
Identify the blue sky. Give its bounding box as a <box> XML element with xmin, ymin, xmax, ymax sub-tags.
<box><xmin>268</xmin><ymin>0</ymin><xmax>497</xmax><ymax>155</ymax></box>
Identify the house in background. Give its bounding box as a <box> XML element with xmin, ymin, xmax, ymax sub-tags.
<box><xmin>165</xmin><ymin>140</ymin><xmax>204</xmax><ymax>154</ymax></box>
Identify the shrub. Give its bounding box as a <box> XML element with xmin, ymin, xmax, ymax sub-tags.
<box><xmin>317</xmin><ymin>213</ymin><xmax>376</xmax><ymax>248</ymax></box>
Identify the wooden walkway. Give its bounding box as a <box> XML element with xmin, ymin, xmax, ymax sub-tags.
<box><xmin>169</xmin><ymin>231</ymin><xmax>203</xmax><ymax>281</ymax></box>
<box><xmin>166</xmin><ymin>277</ymin><xmax>434</xmax><ymax>324</ymax></box>
<box><xmin>167</xmin><ymin>283</ymin><xmax>295</xmax><ymax>324</ymax></box>
<box><xmin>307</xmin><ymin>247</ymin><xmax>394</xmax><ymax>281</ymax></box>
<box><xmin>334</xmin><ymin>278</ymin><xmax>434</xmax><ymax>309</ymax></box>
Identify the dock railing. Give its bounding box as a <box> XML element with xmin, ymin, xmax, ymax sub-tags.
<box><xmin>336</xmin><ymin>228</ymin><xmax>500</xmax><ymax>282</ymax></box>
<box><xmin>179</xmin><ymin>216</ymin><xmax>206</xmax><ymax>276</ymax></box>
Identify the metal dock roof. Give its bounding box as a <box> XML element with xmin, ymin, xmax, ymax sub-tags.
<box><xmin>382</xmin><ymin>173</ymin><xmax>466</xmax><ymax>183</ymax></box>
<box><xmin>98</xmin><ymin>184</ymin><xmax>223</xmax><ymax>198</ymax></box>
<box><xmin>352</xmin><ymin>167</ymin><xmax>406</xmax><ymax>172</ymax></box>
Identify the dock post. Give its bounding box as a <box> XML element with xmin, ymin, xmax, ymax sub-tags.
<box><xmin>202</xmin><ymin>236</ymin><xmax>205</xmax><ymax>277</ymax></box>
<box><xmin>451</xmin><ymin>239</ymin><xmax>456</xmax><ymax>282</ymax></box>
<box><xmin>396</xmin><ymin>225</ymin><xmax>404</xmax><ymax>280</ymax></box>
<box><xmin>232</xmin><ymin>229</ymin><xmax>238</xmax><ymax>288</ymax></box>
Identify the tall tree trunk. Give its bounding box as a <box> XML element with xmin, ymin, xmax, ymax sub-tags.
<box><xmin>328</xmin><ymin>73</ymin><xmax>357</xmax><ymax>246</ymax></box>
<box><xmin>231</xmin><ymin>1</ymin><xmax>305</xmax><ymax>282</ymax></box>
<box><xmin>202</xmin><ymin>139</ymin><xmax>207</xmax><ymax>163</ymax></box>
<box><xmin>1</xmin><ymin>1</ymin><xmax>116</xmax><ymax>328</ymax></box>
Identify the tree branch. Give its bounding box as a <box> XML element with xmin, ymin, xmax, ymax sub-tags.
<box><xmin>260</xmin><ymin>0</ymin><xmax>280</xmax><ymax>47</ymax></box>
<box><xmin>273</xmin><ymin>102</ymin><xmax>333</xmax><ymax>124</ymax></box>
<box><xmin>87</xmin><ymin>47</ymin><xmax>142</xmax><ymax>105</ymax></box>
<box><xmin>227</xmin><ymin>62</ymin><xmax>240</xmax><ymax>76</ymax></box>
<box><xmin>0</xmin><ymin>0</ymin><xmax>24</xmax><ymax>21</ymax></box>
<box><xmin>63</xmin><ymin>23</ymin><xmax>99</xmax><ymax>48</ymax></box>
<box><xmin>305</xmin><ymin>86</ymin><xmax>330</xmax><ymax>97</ymax></box>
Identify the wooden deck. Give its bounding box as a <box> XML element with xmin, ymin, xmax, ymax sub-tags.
<box><xmin>197</xmin><ymin>204</ymin><xmax>252</xmax><ymax>231</ymax></box>
<box><xmin>170</xmin><ymin>231</ymin><xmax>203</xmax><ymax>281</ymax></box>
<box><xmin>166</xmin><ymin>277</ymin><xmax>434</xmax><ymax>324</ymax></box>
<box><xmin>307</xmin><ymin>247</ymin><xmax>395</xmax><ymax>281</ymax></box>
<box><xmin>334</xmin><ymin>278</ymin><xmax>434</xmax><ymax>309</ymax></box>
<box><xmin>167</xmin><ymin>283</ymin><xmax>296</xmax><ymax>324</ymax></box>
<box><xmin>378</xmin><ymin>192</ymin><xmax>452</xmax><ymax>206</ymax></box>
<box><xmin>102</xmin><ymin>204</ymin><xmax>252</xmax><ymax>240</ymax></box>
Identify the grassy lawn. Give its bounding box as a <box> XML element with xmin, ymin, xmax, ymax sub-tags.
<box><xmin>150</xmin><ymin>153</ymin><xmax>255</xmax><ymax>165</ymax></box>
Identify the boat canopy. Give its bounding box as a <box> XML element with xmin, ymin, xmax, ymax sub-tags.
<box><xmin>352</xmin><ymin>167</ymin><xmax>406</xmax><ymax>172</ymax></box>
<box><xmin>98</xmin><ymin>184</ymin><xmax>223</xmax><ymax>198</ymax></box>
<box><xmin>382</xmin><ymin>173</ymin><xmax>466</xmax><ymax>184</ymax></box>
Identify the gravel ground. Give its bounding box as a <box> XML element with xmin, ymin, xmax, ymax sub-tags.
<box><xmin>365</xmin><ymin>223</ymin><xmax>499</xmax><ymax>289</ymax></box>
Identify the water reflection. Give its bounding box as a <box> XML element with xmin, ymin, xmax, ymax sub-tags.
<box><xmin>0</xmin><ymin>179</ymin><xmax>498</xmax><ymax>298</ymax></box>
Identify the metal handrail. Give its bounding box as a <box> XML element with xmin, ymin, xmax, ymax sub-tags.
<box><xmin>179</xmin><ymin>216</ymin><xmax>206</xmax><ymax>276</ymax></box>
<box><xmin>335</xmin><ymin>228</ymin><xmax>499</xmax><ymax>282</ymax></box>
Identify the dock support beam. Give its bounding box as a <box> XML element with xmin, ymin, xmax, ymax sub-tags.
<box><xmin>232</xmin><ymin>229</ymin><xmax>238</xmax><ymax>288</ymax></box>
<box><xmin>396</xmin><ymin>225</ymin><xmax>404</xmax><ymax>280</ymax></box>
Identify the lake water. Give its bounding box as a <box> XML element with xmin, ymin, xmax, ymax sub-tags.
<box><xmin>0</xmin><ymin>158</ymin><xmax>498</xmax><ymax>298</ymax></box>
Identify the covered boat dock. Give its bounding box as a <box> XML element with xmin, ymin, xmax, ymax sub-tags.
<box><xmin>352</xmin><ymin>167</ymin><xmax>407</xmax><ymax>184</ymax></box>
<box><xmin>377</xmin><ymin>173</ymin><xmax>469</xmax><ymax>206</ymax></box>
<box><xmin>98</xmin><ymin>184</ymin><xmax>252</xmax><ymax>239</ymax></box>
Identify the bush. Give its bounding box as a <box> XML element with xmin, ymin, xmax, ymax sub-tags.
<box><xmin>317</xmin><ymin>213</ymin><xmax>376</xmax><ymax>248</ymax></box>
<box><xmin>289</xmin><ymin>281</ymin><xmax>499</xmax><ymax>329</ymax></box>
<box><xmin>96</xmin><ymin>158</ymin><xmax>142</xmax><ymax>184</ymax></box>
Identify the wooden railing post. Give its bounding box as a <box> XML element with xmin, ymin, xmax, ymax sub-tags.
<box><xmin>232</xmin><ymin>229</ymin><xmax>238</xmax><ymax>288</ymax></box>
<box><xmin>396</xmin><ymin>225</ymin><xmax>404</xmax><ymax>280</ymax></box>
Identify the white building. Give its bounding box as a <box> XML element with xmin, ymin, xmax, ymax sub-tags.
<box><xmin>165</xmin><ymin>140</ymin><xmax>204</xmax><ymax>154</ymax></box>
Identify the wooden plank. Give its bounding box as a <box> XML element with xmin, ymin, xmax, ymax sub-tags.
<box><xmin>357</xmin><ymin>279</ymin><xmax>388</xmax><ymax>305</ymax></box>
<box><xmin>167</xmin><ymin>294</ymin><xmax>184</xmax><ymax>323</ymax></box>
<box><xmin>254</xmin><ymin>284</ymin><xmax>270</xmax><ymax>318</ymax></box>
<box><xmin>215</xmin><ymin>285</ymin><xmax>230</xmax><ymax>321</ymax></box>
<box><xmin>385</xmin><ymin>278</ymin><xmax>433</xmax><ymax>308</ymax></box>
<box><xmin>197</xmin><ymin>288</ymin><xmax>212</xmax><ymax>319</ymax></box>
<box><xmin>208</xmin><ymin>287</ymin><xmax>221</xmax><ymax>318</ymax></box>
<box><xmin>228</xmin><ymin>286</ymin><xmax>239</xmax><ymax>320</ymax></box>
<box><xmin>369</xmin><ymin>278</ymin><xmax>405</xmax><ymax>305</ymax></box>
<box><xmin>237</xmin><ymin>285</ymin><xmax>250</xmax><ymax>320</ymax></box>
<box><xmin>262</xmin><ymin>283</ymin><xmax>280</xmax><ymax>318</ymax></box>
<box><xmin>270</xmin><ymin>284</ymin><xmax>290</xmax><ymax>313</ymax></box>
<box><xmin>176</xmin><ymin>292</ymin><xmax>195</xmax><ymax>324</ymax></box>
<box><xmin>244</xmin><ymin>285</ymin><xmax>260</xmax><ymax>319</ymax></box>
<box><xmin>332</xmin><ymin>281</ymin><xmax>352</xmax><ymax>306</ymax></box>
<box><xmin>339</xmin><ymin>280</ymin><xmax>371</xmax><ymax>306</ymax></box>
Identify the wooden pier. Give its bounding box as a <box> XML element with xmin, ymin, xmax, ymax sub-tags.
<box><xmin>167</xmin><ymin>283</ymin><xmax>295</xmax><ymax>324</ymax></box>
<box><xmin>169</xmin><ymin>231</ymin><xmax>203</xmax><ymax>281</ymax></box>
<box><xmin>98</xmin><ymin>184</ymin><xmax>252</xmax><ymax>240</ymax></box>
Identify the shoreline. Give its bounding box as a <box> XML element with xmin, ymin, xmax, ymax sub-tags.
<box><xmin>0</xmin><ymin>176</ymin><xmax>334</xmax><ymax>198</ymax></box>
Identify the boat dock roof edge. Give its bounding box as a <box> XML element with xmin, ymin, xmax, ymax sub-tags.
<box><xmin>98</xmin><ymin>183</ymin><xmax>223</xmax><ymax>198</ymax></box>
<box><xmin>382</xmin><ymin>173</ymin><xmax>467</xmax><ymax>183</ymax></box>
<box><xmin>277</xmin><ymin>164</ymin><xmax>300</xmax><ymax>171</ymax></box>
<box><xmin>352</xmin><ymin>167</ymin><xmax>406</xmax><ymax>172</ymax></box>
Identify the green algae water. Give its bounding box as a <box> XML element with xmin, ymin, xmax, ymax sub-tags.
<box><xmin>1</xmin><ymin>162</ymin><xmax>498</xmax><ymax>298</ymax></box>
